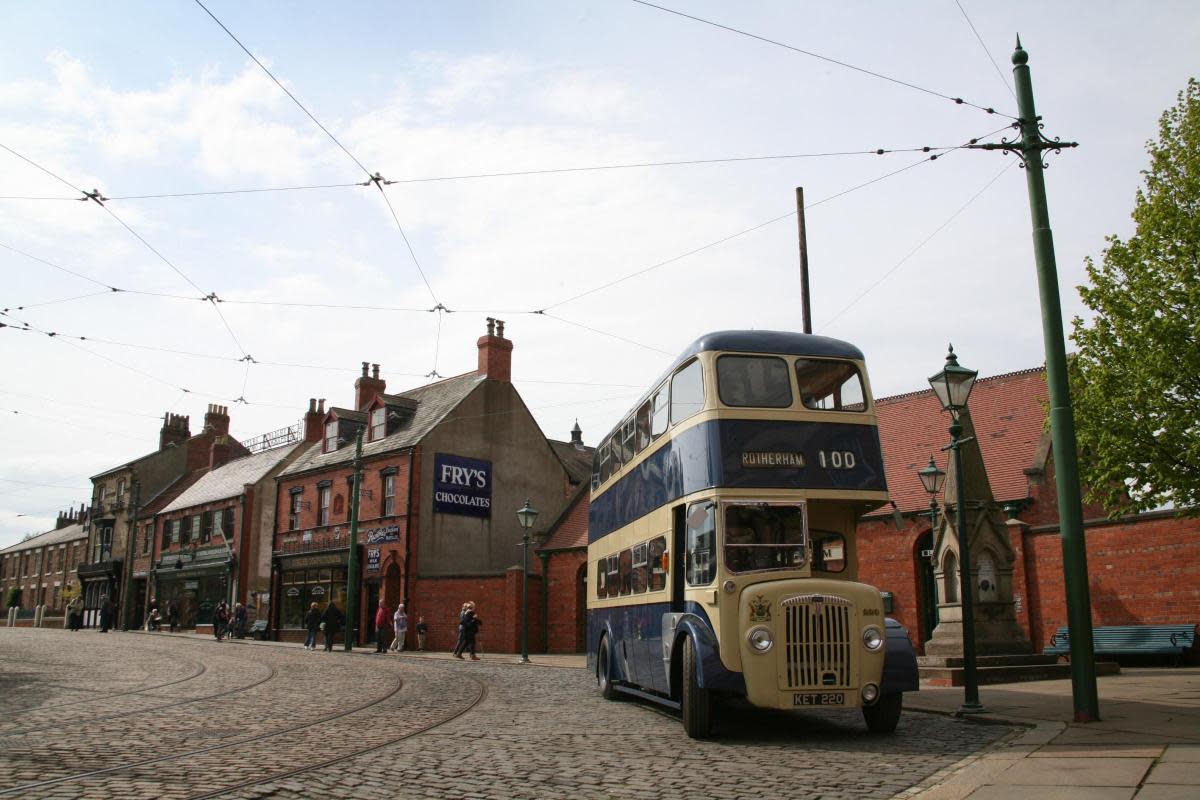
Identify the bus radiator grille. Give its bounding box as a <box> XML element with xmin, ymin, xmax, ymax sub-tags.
<box><xmin>781</xmin><ymin>595</ymin><xmax>852</xmax><ymax>690</ymax></box>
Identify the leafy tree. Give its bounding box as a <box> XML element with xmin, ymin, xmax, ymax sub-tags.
<box><xmin>1070</xmin><ymin>79</ymin><xmax>1200</xmax><ymax>517</ymax></box>
<box><xmin>5</xmin><ymin>587</ymin><xmax>19</xmax><ymax>609</ymax></box>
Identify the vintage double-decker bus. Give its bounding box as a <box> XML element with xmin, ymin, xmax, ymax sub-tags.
<box><xmin>586</xmin><ymin>330</ymin><xmax>918</xmax><ymax>738</ymax></box>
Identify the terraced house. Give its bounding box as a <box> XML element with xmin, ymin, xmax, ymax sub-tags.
<box><xmin>1</xmin><ymin>505</ymin><xmax>89</xmax><ymax>625</ymax></box>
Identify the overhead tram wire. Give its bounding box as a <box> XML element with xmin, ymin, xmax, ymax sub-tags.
<box><xmin>955</xmin><ymin>1</ymin><xmax>1017</xmax><ymax>102</ymax></box>
<box><xmin>0</xmin><ymin>389</ymin><xmax>163</xmax><ymax>420</ymax></box>
<box><xmin>193</xmin><ymin>0</ymin><xmax>440</xmax><ymax>308</ymax></box>
<box><xmin>1</xmin><ymin>142</ymin><xmax>982</xmax><ymax>202</ymax></box>
<box><xmin>629</xmin><ymin>0</ymin><xmax>1015</xmax><ymax>119</ymax></box>
<box><xmin>536</xmin><ymin>311</ymin><xmax>674</xmax><ymax>356</ymax></box>
<box><xmin>538</xmin><ymin>124</ymin><xmax>1014</xmax><ymax>313</ymax></box>
<box><xmin>819</xmin><ymin>159</ymin><xmax>1017</xmax><ymax>332</ymax></box>
<box><xmin>0</xmin><ymin>477</ymin><xmax>92</xmax><ymax>491</ymax></box>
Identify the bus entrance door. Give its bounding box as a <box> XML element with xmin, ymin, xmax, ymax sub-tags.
<box><xmin>671</xmin><ymin>504</ymin><xmax>686</xmax><ymax>613</ymax></box>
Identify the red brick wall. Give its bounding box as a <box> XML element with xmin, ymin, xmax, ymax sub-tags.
<box><xmin>405</xmin><ymin>571</ymin><xmax>545</xmax><ymax>654</ymax></box>
<box><xmin>857</xmin><ymin>517</ymin><xmax>925</xmax><ymax>646</ymax></box>
<box><xmin>544</xmin><ymin>550</ymin><xmax>587</xmax><ymax>653</ymax></box>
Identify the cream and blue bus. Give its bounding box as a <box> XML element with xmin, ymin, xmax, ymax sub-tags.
<box><xmin>587</xmin><ymin>330</ymin><xmax>918</xmax><ymax>738</ymax></box>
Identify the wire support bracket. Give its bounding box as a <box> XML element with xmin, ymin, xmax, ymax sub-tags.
<box><xmin>965</xmin><ymin>119</ymin><xmax>1077</xmax><ymax>169</ymax></box>
<box><xmin>79</xmin><ymin>189</ymin><xmax>109</xmax><ymax>205</ymax></box>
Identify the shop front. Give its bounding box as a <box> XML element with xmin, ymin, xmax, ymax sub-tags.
<box><xmin>273</xmin><ymin>548</ymin><xmax>350</xmax><ymax>642</ymax></box>
<box><xmin>77</xmin><ymin>560</ymin><xmax>121</xmax><ymax>628</ymax></box>
<box><xmin>153</xmin><ymin>548</ymin><xmax>232</xmax><ymax>629</ymax></box>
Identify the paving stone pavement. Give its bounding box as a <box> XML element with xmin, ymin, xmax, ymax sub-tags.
<box><xmin>0</xmin><ymin>628</ymin><xmax>1014</xmax><ymax>799</ymax></box>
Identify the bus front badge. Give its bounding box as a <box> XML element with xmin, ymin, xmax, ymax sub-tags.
<box><xmin>749</xmin><ymin>595</ymin><xmax>772</xmax><ymax>623</ymax></box>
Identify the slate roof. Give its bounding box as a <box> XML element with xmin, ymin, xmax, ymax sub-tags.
<box><xmin>875</xmin><ymin>367</ymin><xmax>1049</xmax><ymax>515</ymax></box>
<box><xmin>0</xmin><ymin>521</ymin><xmax>87</xmax><ymax>554</ymax></box>
<box><xmin>280</xmin><ymin>372</ymin><xmax>487</xmax><ymax>477</ymax></box>
<box><xmin>137</xmin><ymin>469</ymin><xmax>209</xmax><ymax>519</ymax></box>
<box><xmin>548</xmin><ymin>440</ymin><xmax>595</xmax><ymax>486</ymax></box>
<box><xmin>162</xmin><ymin>446</ymin><xmax>296</xmax><ymax>513</ymax></box>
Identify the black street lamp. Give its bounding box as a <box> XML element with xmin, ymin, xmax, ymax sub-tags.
<box><xmin>515</xmin><ymin>499</ymin><xmax>539</xmax><ymax>665</ymax></box>
<box><xmin>917</xmin><ymin>456</ymin><xmax>946</xmax><ymax>541</ymax></box>
<box><xmin>928</xmin><ymin>344</ymin><xmax>984</xmax><ymax>714</ymax></box>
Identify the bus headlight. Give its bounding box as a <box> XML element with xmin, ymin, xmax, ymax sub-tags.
<box><xmin>862</xmin><ymin>683</ymin><xmax>880</xmax><ymax>704</ymax></box>
<box><xmin>862</xmin><ymin>626</ymin><xmax>884</xmax><ymax>651</ymax></box>
<box><xmin>747</xmin><ymin>626</ymin><xmax>774</xmax><ymax>653</ymax></box>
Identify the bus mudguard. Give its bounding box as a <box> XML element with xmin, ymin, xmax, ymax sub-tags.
<box><xmin>666</xmin><ymin>613</ymin><xmax>746</xmax><ymax>694</ymax></box>
<box><xmin>881</xmin><ymin>617</ymin><xmax>920</xmax><ymax>694</ymax></box>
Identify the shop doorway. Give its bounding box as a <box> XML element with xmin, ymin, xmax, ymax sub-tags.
<box><xmin>575</xmin><ymin>562</ymin><xmax>587</xmax><ymax>652</ymax></box>
<box><xmin>364</xmin><ymin>582</ymin><xmax>380</xmax><ymax>647</ymax></box>
<box><xmin>915</xmin><ymin>531</ymin><xmax>939</xmax><ymax>647</ymax></box>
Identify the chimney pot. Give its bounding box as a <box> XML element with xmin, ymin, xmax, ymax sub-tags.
<box><xmin>361</xmin><ymin>361</ymin><xmax>369</xmax><ymax>377</ymax></box>
<box><xmin>372</xmin><ymin>363</ymin><xmax>380</xmax><ymax>379</ymax></box>
<box><xmin>309</xmin><ymin>398</ymin><xmax>316</xmax><ymax>413</ymax></box>
<box><xmin>477</xmin><ymin>319</ymin><xmax>514</xmax><ymax>382</ymax></box>
<box><xmin>319</xmin><ymin>399</ymin><xmax>325</xmax><ymax>413</ymax></box>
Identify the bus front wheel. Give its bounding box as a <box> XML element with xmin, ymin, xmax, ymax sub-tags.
<box><xmin>681</xmin><ymin>636</ymin><xmax>712</xmax><ymax>739</ymax></box>
<box><xmin>863</xmin><ymin>693</ymin><xmax>902</xmax><ymax>734</ymax></box>
<box><xmin>597</xmin><ymin>637</ymin><xmax>618</xmax><ymax>700</ymax></box>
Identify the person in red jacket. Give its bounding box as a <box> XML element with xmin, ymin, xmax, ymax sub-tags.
<box><xmin>374</xmin><ymin>598</ymin><xmax>392</xmax><ymax>654</ymax></box>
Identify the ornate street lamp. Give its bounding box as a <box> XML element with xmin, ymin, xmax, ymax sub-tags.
<box><xmin>928</xmin><ymin>344</ymin><xmax>984</xmax><ymax>714</ymax></box>
<box><xmin>515</xmin><ymin>499</ymin><xmax>539</xmax><ymax>664</ymax></box>
<box><xmin>917</xmin><ymin>456</ymin><xmax>946</xmax><ymax>549</ymax></box>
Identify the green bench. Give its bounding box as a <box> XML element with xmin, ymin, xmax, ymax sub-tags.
<box><xmin>1045</xmin><ymin>624</ymin><xmax>1196</xmax><ymax>662</ymax></box>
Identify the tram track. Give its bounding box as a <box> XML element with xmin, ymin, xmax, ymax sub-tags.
<box><xmin>0</xmin><ymin>662</ymin><xmax>278</xmax><ymax>738</ymax></box>
<box><xmin>187</xmin><ymin>670</ymin><xmax>488</xmax><ymax>800</ymax></box>
<box><xmin>0</xmin><ymin>652</ymin><xmax>207</xmax><ymax>714</ymax></box>
<box><xmin>0</xmin><ymin>670</ymin><xmax>409</xmax><ymax>797</ymax></box>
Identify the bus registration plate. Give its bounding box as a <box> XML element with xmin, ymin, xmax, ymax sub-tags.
<box><xmin>793</xmin><ymin>692</ymin><xmax>845</xmax><ymax>706</ymax></box>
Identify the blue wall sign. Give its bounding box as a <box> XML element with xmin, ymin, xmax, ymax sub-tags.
<box><xmin>366</xmin><ymin>547</ymin><xmax>381</xmax><ymax>572</ymax></box>
<box><xmin>433</xmin><ymin>453</ymin><xmax>492</xmax><ymax>518</ymax></box>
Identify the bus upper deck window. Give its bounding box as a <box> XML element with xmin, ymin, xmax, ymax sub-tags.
<box><xmin>635</xmin><ymin>401</ymin><xmax>652</xmax><ymax>451</ymax></box>
<box><xmin>795</xmin><ymin>359</ymin><xmax>866</xmax><ymax>411</ymax></box>
<box><xmin>671</xmin><ymin>360</ymin><xmax>705</xmax><ymax>425</ymax></box>
<box><xmin>650</xmin><ymin>387</ymin><xmax>669</xmax><ymax>438</ymax></box>
<box><xmin>717</xmin><ymin>355</ymin><xmax>792</xmax><ymax>408</ymax></box>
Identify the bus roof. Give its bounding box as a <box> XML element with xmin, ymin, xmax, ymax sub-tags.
<box><xmin>597</xmin><ymin>331</ymin><xmax>867</xmax><ymax>446</ymax></box>
<box><xmin>675</xmin><ymin>330</ymin><xmax>864</xmax><ymax>363</ymax></box>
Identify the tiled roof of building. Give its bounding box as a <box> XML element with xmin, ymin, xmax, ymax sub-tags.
<box><xmin>0</xmin><ymin>521</ymin><xmax>87</xmax><ymax>554</ymax></box>
<box><xmin>876</xmin><ymin>367</ymin><xmax>1048</xmax><ymax>515</ymax></box>
<box><xmin>538</xmin><ymin>488</ymin><xmax>589</xmax><ymax>552</ymax></box>
<box><xmin>162</xmin><ymin>446</ymin><xmax>295</xmax><ymax>513</ymax></box>
<box><xmin>280</xmin><ymin>372</ymin><xmax>487</xmax><ymax>477</ymax></box>
<box><xmin>548</xmin><ymin>440</ymin><xmax>595</xmax><ymax>486</ymax></box>
<box><xmin>137</xmin><ymin>469</ymin><xmax>209</xmax><ymax>519</ymax></box>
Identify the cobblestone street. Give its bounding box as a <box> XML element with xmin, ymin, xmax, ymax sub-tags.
<box><xmin>0</xmin><ymin>628</ymin><xmax>1014</xmax><ymax>799</ymax></box>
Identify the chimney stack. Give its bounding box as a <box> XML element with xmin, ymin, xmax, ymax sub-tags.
<box><xmin>159</xmin><ymin>412</ymin><xmax>191</xmax><ymax>450</ymax></box>
<box><xmin>204</xmin><ymin>404</ymin><xmax>231</xmax><ymax>435</ymax></box>
<box><xmin>210</xmin><ymin>434</ymin><xmax>233</xmax><ymax>470</ymax></box>
<box><xmin>304</xmin><ymin>398</ymin><xmax>326</xmax><ymax>443</ymax></box>
<box><xmin>355</xmin><ymin>362</ymin><xmax>386</xmax><ymax>410</ymax></box>
<box><xmin>477</xmin><ymin>317</ymin><xmax>513</xmax><ymax>382</ymax></box>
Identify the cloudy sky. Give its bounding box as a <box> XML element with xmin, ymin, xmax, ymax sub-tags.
<box><xmin>2</xmin><ymin>1</ymin><xmax>1196</xmax><ymax>547</ymax></box>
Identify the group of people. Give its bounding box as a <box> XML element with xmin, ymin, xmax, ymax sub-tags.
<box><xmin>453</xmin><ymin>601</ymin><xmax>481</xmax><ymax>660</ymax></box>
<box><xmin>211</xmin><ymin>601</ymin><xmax>248</xmax><ymax>641</ymax></box>
<box><xmin>302</xmin><ymin>599</ymin><xmax>349</xmax><ymax>651</ymax></box>
<box><xmin>143</xmin><ymin>598</ymin><xmax>180</xmax><ymax>633</ymax></box>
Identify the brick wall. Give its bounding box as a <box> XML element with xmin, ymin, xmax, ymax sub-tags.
<box><xmin>406</xmin><ymin>571</ymin><xmax>545</xmax><ymax>654</ymax></box>
<box><xmin>543</xmin><ymin>550</ymin><xmax>587</xmax><ymax>653</ymax></box>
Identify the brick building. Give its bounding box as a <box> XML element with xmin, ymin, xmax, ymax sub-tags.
<box><xmin>79</xmin><ymin>405</ymin><xmax>248</xmax><ymax>628</ymax></box>
<box><xmin>856</xmin><ymin>367</ymin><xmax>1199</xmax><ymax>656</ymax></box>
<box><xmin>1</xmin><ymin>505</ymin><xmax>89</xmax><ymax>625</ymax></box>
<box><xmin>269</xmin><ymin>320</ymin><xmax>594</xmax><ymax>652</ymax></box>
<box><xmin>152</xmin><ymin>442</ymin><xmax>306</xmax><ymax>631</ymax></box>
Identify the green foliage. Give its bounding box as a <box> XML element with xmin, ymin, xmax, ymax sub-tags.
<box><xmin>1070</xmin><ymin>79</ymin><xmax>1200</xmax><ymax>517</ymax></box>
<box><xmin>5</xmin><ymin>587</ymin><xmax>20</xmax><ymax>609</ymax></box>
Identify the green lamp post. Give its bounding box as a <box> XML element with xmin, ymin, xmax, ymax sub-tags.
<box><xmin>515</xmin><ymin>499</ymin><xmax>539</xmax><ymax>664</ymax></box>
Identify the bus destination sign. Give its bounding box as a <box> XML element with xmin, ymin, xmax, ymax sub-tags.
<box><xmin>741</xmin><ymin>451</ymin><xmax>805</xmax><ymax>468</ymax></box>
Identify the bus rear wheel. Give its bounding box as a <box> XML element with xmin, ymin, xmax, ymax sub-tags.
<box><xmin>681</xmin><ymin>636</ymin><xmax>712</xmax><ymax>739</ymax></box>
<box><xmin>863</xmin><ymin>692</ymin><xmax>902</xmax><ymax>734</ymax></box>
<box><xmin>597</xmin><ymin>637</ymin><xmax>618</xmax><ymax>700</ymax></box>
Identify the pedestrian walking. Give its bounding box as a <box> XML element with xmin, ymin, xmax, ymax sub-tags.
<box><xmin>143</xmin><ymin>596</ymin><xmax>158</xmax><ymax>631</ymax></box>
<box><xmin>374</xmin><ymin>599</ymin><xmax>392</xmax><ymax>653</ymax></box>
<box><xmin>67</xmin><ymin>595</ymin><xmax>83</xmax><ymax>631</ymax></box>
<box><xmin>147</xmin><ymin>608</ymin><xmax>162</xmax><ymax>631</ymax></box>
<box><xmin>213</xmin><ymin>602</ymin><xmax>230</xmax><ymax>641</ymax></box>
<box><xmin>233</xmin><ymin>602</ymin><xmax>248</xmax><ymax>639</ymax></box>
<box><xmin>389</xmin><ymin>604</ymin><xmax>408</xmax><ymax>652</ymax></box>
<box><xmin>454</xmin><ymin>602</ymin><xmax>481</xmax><ymax>660</ymax></box>
<box><xmin>303</xmin><ymin>602</ymin><xmax>321</xmax><ymax>651</ymax></box>
<box><xmin>167</xmin><ymin>600</ymin><xmax>179</xmax><ymax>633</ymax></box>
<box><xmin>416</xmin><ymin>616</ymin><xmax>428</xmax><ymax>651</ymax></box>
<box><xmin>321</xmin><ymin>600</ymin><xmax>344</xmax><ymax>651</ymax></box>
<box><xmin>99</xmin><ymin>595</ymin><xmax>114</xmax><ymax>633</ymax></box>
<box><xmin>452</xmin><ymin>602</ymin><xmax>470</xmax><ymax>657</ymax></box>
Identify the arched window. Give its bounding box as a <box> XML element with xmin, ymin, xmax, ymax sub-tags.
<box><xmin>942</xmin><ymin>551</ymin><xmax>959</xmax><ymax>603</ymax></box>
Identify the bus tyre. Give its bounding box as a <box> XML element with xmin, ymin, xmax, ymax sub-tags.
<box><xmin>863</xmin><ymin>692</ymin><xmax>902</xmax><ymax>734</ymax></box>
<box><xmin>597</xmin><ymin>637</ymin><xmax>618</xmax><ymax>700</ymax></box>
<box><xmin>681</xmin><ymin>636</ymin><xmax>712</xmax><ymax>739</ymax></box>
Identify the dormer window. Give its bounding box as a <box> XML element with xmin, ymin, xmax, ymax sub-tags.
<box><xmin>370</xmin><ymin>407</ymin><xmax>386</xmax><ymax>441</ymax></box>
<box><xmin>325</xmin><ymin>421</ymin><xmax>338</xmax><ymax>452</ymax></box>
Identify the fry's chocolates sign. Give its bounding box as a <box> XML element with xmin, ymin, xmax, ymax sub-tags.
<box><xmin>433</xmin><ymin>453</ymin><xmax>492</xmax><ymax>518</ymax></box>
